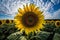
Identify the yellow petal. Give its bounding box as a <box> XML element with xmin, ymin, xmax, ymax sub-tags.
<box><xmin>18</xmin><ymin>8</ymin><xmax>24</xmax><ymax>14</ymax></box>
<box><xmin>33</xmin><ymin>7</ymin><xmax>39</xmax><ymax>12</ymax></box>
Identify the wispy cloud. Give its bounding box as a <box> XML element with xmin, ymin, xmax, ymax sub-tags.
<box><xmin>43</xmin><ymin>11</ymin><xmax>53</xmax><ymax>19</ymax></box>
<box><xmin>43</xmin><ymin>9</ymin><xmax>60</xmax><ymax>19</ymax></box>
<box><xmin>53</xmin><ymin>9</ymin><xmax>60</xmax><ymax>19</ymax></box>
<box><xmin>0</xmin><ymin>0</ymin><xmax>60</xmax><ymax>19</ymax></box>
<box><xmin>51</xmin><ymin>0</ymin><xmax>60</xmax><ymax>5</ymax></box>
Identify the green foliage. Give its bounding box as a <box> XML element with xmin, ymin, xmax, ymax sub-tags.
<box><xmin>37</xmin><ymin>31</ymin><xmax>50</xmax><ymax>40</ymax></box>
<box><xmin>0</xmin><ymin>23</ymin><xmax>18</xmax><ymax>40</ymax></box>
<box><xmin>42</xmin><ymin>23</ymin><xmax>56</xmax><ymax>32</ymax></box>
<box><xmin>42</xmin><ymin>23</ymin><xmax>60</xmax><ymax>34</ymax></box>
<box><xmin>7</xmin><ymin>31</ymin><xmax>50</xmax><ymax>40</ymax></box>
<box><xmin>0</xmin><ymin>22</ymin><xmax>60</xmax><ymax>40</ymax></box>
<box><xmin>53</xmin><ymin>33</ymin><xmax>60</xmax><ymax>40</ymax></box>
<box><xmin>55</xmin><ymin>27</ymin><xmax>60</xmax><ymax>34</ymax></box>
<box><xmin>7</xmin><ymin>32</ymin><xmax>27</xmax><ymax>40</ymax></box>
<box><xmin>7</xmin><ymin>31</ymin><xmax>60</xmax><ymax>40</ymax></box>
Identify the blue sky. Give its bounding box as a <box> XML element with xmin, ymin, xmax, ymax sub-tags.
<box><xmin>0</xmin><ymin>0</ymin><xmax>60</xmax><ymax>20</ymax></box>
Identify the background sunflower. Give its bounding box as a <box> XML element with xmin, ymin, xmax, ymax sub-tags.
<box><xmin>0</xmin><ymin>20</ymin><xmax>2</xmax><ymax>26</ymax></box>
<box><xmin>14</xmin><ymin>4</ymin><xmax>45</xmax><ymax>35</ymax></box>
<box><xmin>0</xmin><ymin>20</ymin><xmax>5</xmax><ymax>26</ymax></box>
<box><xmin>55</xmin><ymin>21</ymin><xmax>60</xmax><ymax>28</ymax></box>
<box><xmin>5</xmin><ymin>20</ymin><xmax>12</xmax><ymax>25</ymax></box>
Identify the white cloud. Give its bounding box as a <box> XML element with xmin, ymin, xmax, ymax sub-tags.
<box><xmin>37</xmin><ymin>0</ymin><xmax>54</xmax><ymax>12</ymax></box>
<box><xmin>36</xmin><ymin>0</ymin><xmax>60</xmax><ymax>19</ymax></box>
<box><xmin>51</xmin><ymin>0</ymin><xmax>60</xmax><ymax>5</ymax></box>
<box><xmin>43</xmin><ymin>11</ymin><xmax>53</xmax><ymax>19</ymax></box>
<box><xmin>43</xmin><ymin>9</ymin><xmax>60</xmax><ymax>19</ymax></box>
<box><xmin>0</xmin><ymin>0</ymin><xmax>60</xmax><ymax>19</ymax></box>
<box><xmin>6</xmin><ymin>0</ymin><xmax>54</xmax><ymax>19</ymax></box>
<box><xmin>43</xmin><ymin>2</ymin><xmax>53</xmax><ymax>11</ymax></box>
<box><xmin>53</xmin><ymin>9</ymin><xmax>60</xmax><ymax>19</ymax></box>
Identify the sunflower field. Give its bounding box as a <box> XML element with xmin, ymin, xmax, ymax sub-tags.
<box><xmin>0</xmin><ymin>4</ymin><xmax>60</xmax><ymax>40</ymax></box>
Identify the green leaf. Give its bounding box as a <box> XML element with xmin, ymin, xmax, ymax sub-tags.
<box><xmin>53</xmin><ymin>33</ymin><xmax>60</xmax><ymax>40</ymax></box>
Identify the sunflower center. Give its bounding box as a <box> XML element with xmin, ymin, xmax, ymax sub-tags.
<box><xmin>57</xmin><ymin>22</ymin><xmax>60</xmax><ymax>25</ymax></box>
<box><xmin>11</xmin><ymin>20</ymin><xmax>13</xmax><ymax>23</ymax></box>
<box><xmin>22</xmin><ymin>12</ymin><xmax>38</xmax><ymax>27</ymax></box>
<box><xmin>0</xmin><ymin>21</ymin><xmax>2</xmax><ymax>25</ymax></box>
<box><xmin>6</xmin><ymin>20</ymin><xmax>9</xmax><ymax>23</ymax></box>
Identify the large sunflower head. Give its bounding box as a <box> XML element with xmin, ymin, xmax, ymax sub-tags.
<box><xmin>14</xmin><ymin>4</ymin><xmax>45</xmax><ymax>35</ymax></box>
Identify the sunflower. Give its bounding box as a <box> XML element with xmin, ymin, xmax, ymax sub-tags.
<box><xmin>0</xmin><ymin>20</ymin><xmax>5</xmax><ymax>26</ymax></box>
<box><xmin>46</xmin><ymin>21</ymin><xmax>50</xmax><ymax>24</ymax></box>
<box><xmin>55</xmin><ymin>21</ymin><xmax>60</xmax><ymax>28</ymax></box>
<box><xmin>14</xmin><ymin>4</ymin><xmax>45</xmax><ymax>35</ymax></box>
<box><xmin>5</xmin><ymin>20</ymin><xmax>11</xmax><ymax>24</ymax></box>
<box><xmin>50</xmin><ymin>20</ymin><xmax>55</xmax><ymax>25</ymax></box>
<box><xmin>10</xmin><ymin>20</ymin><xmax>14</xmax><ymax>23</ymax></box>
<box><xmin>0</xmin><ymin>20</ymin><xmax>2</xmax><ymax>26</ymax></box>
